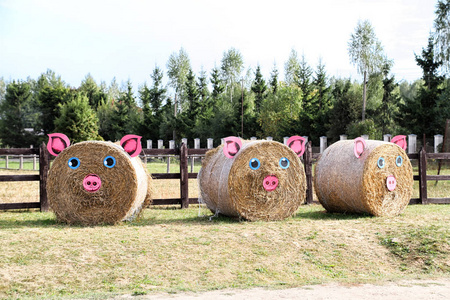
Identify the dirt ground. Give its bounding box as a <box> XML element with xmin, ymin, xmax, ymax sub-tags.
<box><xmin>115</xmin><ymin>278</ymin><xmax>450</xmax><ymax>300</ymax></box>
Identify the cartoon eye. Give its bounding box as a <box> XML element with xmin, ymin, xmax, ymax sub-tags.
<box><xmin>377</xmin><ymin>157</ymin><xmax>385</xmax><ymax>169</ymax></box>
<box><xmin>68</xmin><ymin>157</ymin><xmax>80</xmax><ymax>170</ymax></box>
<box><xmin>279</xmin><ymin>157</ymin><xmax>290</xmax><ymax>169</ymax></box>
<box><xmin>396</xmin><ymin>155</ymin><xmax>403</xmax><ymax>167</ymax></box>
<box><xmin>103</xmin><ymin>156</ymin><xmax>116</xmax><ymax>168</ymax></box>
<box><xmin>249</xmin><ymin>158</ymin><xmax>260</xmax><ymax>170</ymax></box>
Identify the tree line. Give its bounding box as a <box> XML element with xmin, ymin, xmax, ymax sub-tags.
<box><xmin>1</xmin><ymin>1</ymin><xmax>449</xmax><ymax>148</ymax></box>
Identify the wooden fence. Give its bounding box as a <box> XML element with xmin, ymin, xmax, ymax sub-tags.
<box><xmin>0</xmin><ymin>142</ymin><xmax>449</xmax><ymax>211</ymax></box>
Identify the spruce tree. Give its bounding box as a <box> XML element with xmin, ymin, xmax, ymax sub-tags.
<box><xmin>251</xmin><ymin>65</ymin><xmax>267</xmax><ymax>113</ymax></box>
<box><xmin>54</xmin><ymin>93</ymin><xmax>101</xmax><ymax>143</ymax></box>
<box><xmin>0</xmin><ymin>81</ymin><xmax>35</xmax><ymax>147</ymax></box>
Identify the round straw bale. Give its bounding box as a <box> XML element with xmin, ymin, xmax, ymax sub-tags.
<box><xmin>47</xmin><ymin>140</ymin><xmax>152</xmax><ymax>225</ymax></box>
<box><xmin>198</xmin><ymin>138</ymin><xmax>306</xmax><ymax>221</ymax></box>
<box><xmin>314</xmin><ymin>138</ymin><xmax>413</xmax><ymax>216</ymax></box>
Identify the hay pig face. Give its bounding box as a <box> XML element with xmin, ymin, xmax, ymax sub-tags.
<box><xmin>47</xmin><ymin>133</ymin><xmax>145</xmax><ymax>225</ymax></box>
<box><xmin>223</xmin><ymin>136</ymin><xmax>307</xmax><ymax>221</ymax></box>
<box><xmin>355</xmin><ymin>136</ymin><xmax>413</xmax><ymax>216</ymax></box>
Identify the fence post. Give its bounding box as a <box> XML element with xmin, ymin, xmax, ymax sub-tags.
<box><xmin>207</xmin><ymin>138</ymin><xmax>214</xmax><ymax>149</ymax></box>
<box><xmin>251</xmin><ymin>137</ymin><xmax>257</xmax><ymax>141</ymax></box>
<box><xmin>340</xmin><ymin>135</ymin><xmax>347</xmax><ymax>141</ymax></box>
<box><xmin>168</xmin><ymin>140</ymin><xmax>175</xmax><ymax>173</ymax></box>
<box><xmin>408</xmin><ymin>134</ymin><xmax>417</xmax><ymax>154</ymax></box>
<box><xmin>320</xmin><ymin>136</ymin><xmax>327</xmax><ymax>153</ymax></box>
<box><xmin>39</xmin><ymin>143</ymin><xmax>49</xmax><ymax>212</ymax></box>
<box><xmin>434</xmin><ymin>134</ymin><xmax>443</xmax><ymax>153</ymax></box>
<box><xmin>19</xmin><ymin>154</ymin><xmax>23</xmax><ymax>170</ymax></box>
<box><xmin>283</xmin><ymin>137</ymin><xmax>289</xmax><ymax>145</ymax></box>
<box><xmin>304</xmin><ymin>141</ymin><xmax>314</xmax><ymax>204</ymax></box>
<box><xmin>383</xmin><ymin>134</ymin><xmax>392</xmax><ymax>142</ymax></box>
<box><xmin>418</xmin><ymin>147</ymin><xmax>428</xmax><ymax>204</ymax></box>
<box><xmin>180</xmin><ymin>143</ymin><xmax>189</xmax><ymax>208</ymax></box>
<box><xmin>192</xmin><ymin>138</ymin><xmax>200</xmax><ymax>172</ymax></box>
<box><xmin>361</xmin><ymin>134</ymin><xmax>369</xmax><ymax>140</ymax></box>
<box><xmin>5</xmin><ymin>156</ymin><xmax>8</xmax><ymax>169</ymax></box>
<box><xmin>266</xmin><ymin>136</ymin><xmax>273</xmax><ymax>141</ymax></box>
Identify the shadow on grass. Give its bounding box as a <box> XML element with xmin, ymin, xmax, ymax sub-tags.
<box><xmin>293</xmin><ymin>208</ymin><xmax>373</xmax><ymax>221</ymax></box>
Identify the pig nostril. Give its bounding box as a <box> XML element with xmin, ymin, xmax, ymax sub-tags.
<box><xmin>93</xmin><ymin>182</ymin><xmax>97</xmax><ymax>186</ymax></box>
<box><xmin>272</xmin><ymin>181</ymin><xmax>276</xmax><ymax>186</ymax></box>
<box><xmin>87</xmin><ymin>181</ymin><xmax>91</xmax><ymax>186</ymax></box>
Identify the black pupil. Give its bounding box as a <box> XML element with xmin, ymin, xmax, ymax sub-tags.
<box><xmin>106</xmin><ymin>158</ymin><xmax>114</xmax><ymax>166</ymax></box>
<box><xmin>397</xmin><ymin>157</ymin><xmax>401</xmax><ymax>164</ymax></box>
<box><xmin>379</xmin><ymin>159</ymin><xmax>384</xmax><ymax>167</ymax></box>
<box><xmin>281</xmin><ymin>159</ymin><xmax>288</xmax><ymax>167</ymax></box>
<box><xmin>70</xmin><ymin>159</ymin><xmax>78</xmax><ymax>168</ymax></box>
<box><xmin>251</xmin><ymin>160</ymin><xmax>259</xmax><ymax>168</ymax></box>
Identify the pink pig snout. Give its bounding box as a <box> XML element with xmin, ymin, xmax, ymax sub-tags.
<box><xmin>263</xmin><ymin>175</ymin><xmax>279</xmax><ymax>192</ymax></box>
<box><xmin>83</xmin><ymin>174</ymin><xmax>102</xmax><ymax>193</ymax></box>
<box><xmin>386</xmin><ymin>175</ymin><xmax>396</xmax><ymax>191</ymax></box>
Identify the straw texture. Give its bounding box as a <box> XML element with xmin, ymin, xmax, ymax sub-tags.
<box><xmin>199</xmin><ymin>140</ymin><xmax>306</xmax><ymax>221</ymax></box>
<box><xmin>47</xmin><ymin>141</ymin><xmax>152</xmax><ymax>225</ymax></box>
<box><xmin>314</xmin><ymin>140</ymin><xmax>413</xmax><ymax>216</ymax></box>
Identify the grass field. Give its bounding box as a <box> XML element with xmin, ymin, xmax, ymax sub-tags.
<box><xmin>0</xmin><ymin>205</ymin><xmax>449</xmax><ymax>299</ymax></box>
<box><xmin>0</xmin><ymin>159</ymin><xmax>449</xmax><ymax>299</ymax></box>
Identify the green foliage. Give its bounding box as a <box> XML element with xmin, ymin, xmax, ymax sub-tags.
<box><xmin>108</xmin><ymin>81</ymin><xmax>142</xmax><ymax>141</ymax></box>
<box><xmin>327</xmin><ymin>79</ymin><xmax>362</xmax><ymax>142</ymax></box>
<box><xmin>0</xmin><ymin>80</ymin><xmax>37</xmax><ymax>147</ymax></box>
<box><xmin>139</xmin><ymin>66</ymin><xmax>167</xmax><ymax>142</ymax></box>
<box><xmin>221</xmin><ymin>48</ymin><xmax>244</xmax><ymax>100</ymax></box>
<box><xmin>54</xmin><ymin>93</ymin><xmax>102</xmax><ymax>143</ymax></box>
<box><xmin>79</xmin><ymin>74</ymin><xmax>107</xmax><ymax>109</ymax></box>
<box><xmin>398</xmin><ymin>36</ymin><xmax>446</xmax><ymax>137</ymax></box>
<box><xmin>347</xmin><ymin>119</ymin><xmax>381</xmax><ymax>140</ymax></box>
<box><xmin>167</xmin><ymin>47</ymin><xmax>191</xmax><ymax>109</ymax></box>
<box><xmin>251</xmin><ymin>65</ymin><xmax>267</xmax><ymax>113</ymax></box>
<box><xmin>433</xmin><ymin>0</ymin><xmax>450</xmax><ymax>72</ymax></box>
<box><xmin>259</xmin><ymin>83</ymin><xmax>303</xmax><ymax>140</ymax></box>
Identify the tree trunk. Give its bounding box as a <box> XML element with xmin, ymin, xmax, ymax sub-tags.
<box><xmin>362</xmin><ymin>70</ymin><xmax>367</xmax><ymax>121</ymax></box>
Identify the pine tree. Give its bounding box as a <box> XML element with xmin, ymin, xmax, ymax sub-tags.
<box><xmin>210</xmin><ymin>67</ymin><xmax>225</xmax><ymax>99</ymax></box>
<box><xmin>54</xmin><ymin>93</ymin><xmax>101</xmax><ymax>143</ymax></box>
<box><xmin>0</xmin><ymin>81</ymin><xmax>35</xmax><ymax>147</ymax></box>
<box><xmin>269</xmin><ymin>64</ymin><xmax>279</xmax><ymax>94</ymax></box>
<box><xmin>251</xmin><ymin>65</ymin><xmax>267</xmax><ymax>113</ymax></box>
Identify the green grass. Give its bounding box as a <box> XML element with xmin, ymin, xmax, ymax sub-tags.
<box><xmin>0</xmin><ymin>205</ymin><xmax>449</xmax><ymax>299</ymax></box>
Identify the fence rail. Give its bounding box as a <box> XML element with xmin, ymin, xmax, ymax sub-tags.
<box><xmin>0</xmin><ymin>142</ymin><xmax>449</xmax><ymax>211</ymax></box>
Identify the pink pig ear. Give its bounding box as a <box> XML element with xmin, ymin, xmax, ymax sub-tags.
<box><xmin>391</xmin><ymin>135</ymin><xmax>407</xmax><ymax>150</ymax></box>
<box><xmin>287</xmin><ymin>136</ymin><xmax>306</xmax><ymax>157</ymax></box>
<box><xmin>354</xmin><ymin>137</ymin><xmax>367</xmax><ymax>158</ymax></box>
<box><xmin>120</xmin><ymin>134</ymin><xmax>142</xmax><ymax>157</ymax></box>
<box><xmin>223</xmin><ymin>136</ymin><xmax>242</xmax><ymax>159</ymax></box>
<box><xmin>47</xmin><ymin>133</ymin><xmax>70</xmax><ymax>157</ymax></box>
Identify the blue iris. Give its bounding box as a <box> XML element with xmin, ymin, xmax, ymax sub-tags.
<box><xmin>396</xmin><ymin>155</ymin><xmax>403</xmax><ymax>167</ymax></box>
<box><xmin>103</xmin><ymin>156</ymin><xmax>116</xmax><ymax>168</ymax></box>
<box><xmin>377</xmin><ymin>157</ymin><xmax>385</xmax><ymax>169</ymax></box>
<box><xmin>68</xmin><ymin>157</ymin><xmax>80</xmax><ymax>170</ymax></box>
<box><xmin>279</xmin><ymin>157</ymin><xmax>290</xmax><ymax>169</ymax></box>
<box><xmin>249</xmin><ymin>158</ymin><xmax>260</xmax><ymax>170</ymax></box>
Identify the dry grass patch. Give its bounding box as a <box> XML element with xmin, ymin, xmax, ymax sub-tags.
<box><xmin>0</xmin><ymin>205</ymin><xmax>449</xmax><ymax>299</ymax></box>
<box><xmin>0</xmin><ymin>170</ymin><xmax>39</xmax><ymax>204</ymax></box>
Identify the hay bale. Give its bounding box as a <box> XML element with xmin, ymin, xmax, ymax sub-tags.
<box><xmin>46</xmin><ymin>134</ymin><xmax>152</xmax><ymax>225</ymax></box>
<box><xmin>198</xmin><ymin>136</ymin><xmax>307</xmax><ymax>221</ymax></box>
<box><xmin>314</xmin><ymin>136</ymin><xmax>413</xmax><ymax>216</ymax></box>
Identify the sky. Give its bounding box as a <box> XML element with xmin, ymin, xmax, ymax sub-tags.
<box><xmin>0</xmin><ymin>0</ymin><xmax>438</xmax><ymax>94</ymax></box>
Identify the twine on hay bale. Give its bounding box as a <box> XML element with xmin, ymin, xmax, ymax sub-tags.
<box><xmin>314</xmin><ymin>137</ymin><xmax>413</xmax><ymax>217</ymax></box>
<box><xmin>46</xmin><ymin>134</ymin><xmax>152</xmax><ymax>225</ymax></box>
<box><xmin>198</xmin><ymin>137</ymin><xmax>307</xmax><ymax>221</ymax></box>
